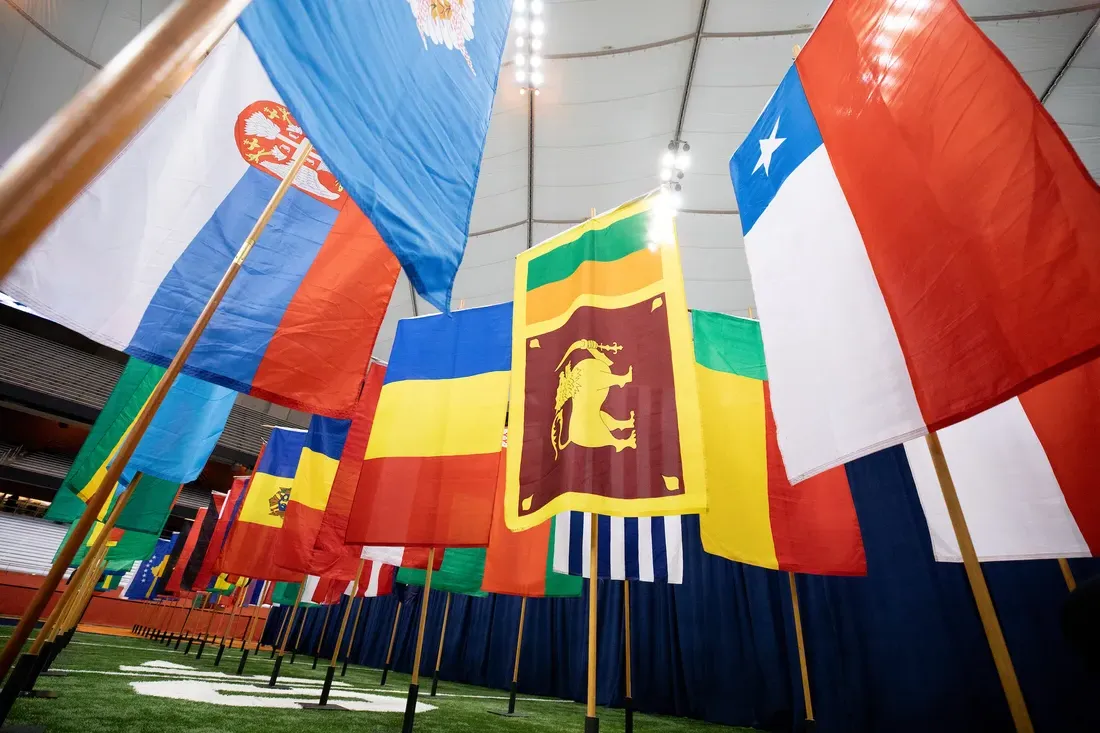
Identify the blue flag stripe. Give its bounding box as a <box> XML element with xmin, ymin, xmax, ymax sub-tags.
<box><xmin>384</xmin><ymin>303</ymin><xmax>513</xmax><ymax>383</ymax></box>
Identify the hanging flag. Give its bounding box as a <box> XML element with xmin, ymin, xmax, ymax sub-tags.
<box><xmin>180</xmin><ymin>492</ymin><xmax>228</xmax><ymax>591</ymax></box>
<box><xmin>482</xmin><ymin>448</ymin><xmax>582</xmax><ymax>597</ymax></box>
<box><xmin>165</xmin><ymin>501</ymin><xmax>215</xmax><ymax>595</ymax></box>
<box><xmin>906</xmin><ymin>358</ymin><xmax>1100</xmax><ymax>562</ymax></box>
<box><xmin>58</xmin><ymin>358</ymin><xmax>233</xmax><ymax>501</ymax></box>
<box><xmin>728</xmin><ymin>0</ymin><xmax>1100</xmax><ymax>484</ymax></box>
<box><xmin>348</xmin><ymin>304</ymin><xmax>511</xmax><ymax>547</ymax></box>
<box><xmin>44</xmin><ymin>473</ymin><xmax>180</xmax><ymax>536</ymax></box>
<box><xmin>238</xmin><ymin>0</ymin><xmax>513</xmax><ymax>312</ymax></box>
<box><xmin>1</xmin><ymin>27</ymin><xmax>401</xmax><ymax>417</ymax></box>
<box><xmin>66</xmin><ymin>522</ymin><xmax>160</xmax><ymax>573</ymax></box>
<box><xmin>341</xmin><ymin>561</ymin><xmax>395</xmax><ymax>600</ymax></box>
<box><xmin>308</xmin><ymin>363</ymin><xmax>386</xmax><ymax>577</ymax></box>
<box><xmin>552</xmin><ymin>513</ymin><xmax>684</xmax><ymax>584</ymax></box>
<box><xmin>196</xmin><ymin>475</ymin><xmax>251</xmax><ymax>590</ymax></box>
<box><xmin>506</xmin><ymin>192</ymin><xmax>707</xmax><ymax>530</ymax></box>
<box><xmin>271</xmin><ymin>581</ymin><xmax>307</xmax><ymax>607</ymax></box>
<box><xmin>122</xmin><ymin>533</ymin><xmax>179</xmax><ymax>600</ymax></box>
<box><xmin>219</xmin><ymin>427</ymin><xmax>308</xmax><ymax>582</ymax></box>
<box><xmin>398</xmin><ymin>549</ymin><xmax>487</xmax><ymax>597</ymax></box>
<box><xmin>96</xmin><ymin>571</ymin><xmax>125</xmax><ymax>592</ymax></box>
<box><xmin>359</xmin><ymin>547</ymin><xmax>442</xmax><ymax>572</ymax></box>
<box><xmin>274</xmin><ymin>415</ymin><xmax>352</xmax><ymax>575</ymax></box>
<box><xmin>693</xmin><ymin>311</ymin><xmax>866</xmax><ymax>576</ymax></box>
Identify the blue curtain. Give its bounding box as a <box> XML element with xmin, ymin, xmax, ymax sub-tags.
<box><xmin>263</xmin><ymin>446</ymin><xmax>1100</xmax><ymax>732</ymax></box>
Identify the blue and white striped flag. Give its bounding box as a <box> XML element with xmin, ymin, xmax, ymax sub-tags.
<box><xmin>552</xmin><ymin>513</ymin><xmax>684</xmax><ymax>584</ymax></box>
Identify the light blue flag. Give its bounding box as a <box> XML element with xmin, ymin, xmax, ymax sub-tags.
<box><xmin>238</xmin><ymin>0</ymin><xmax>513</xmax><ymax>311</ymax></box>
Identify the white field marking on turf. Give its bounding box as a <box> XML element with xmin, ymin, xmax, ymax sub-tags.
<box><xmin>118</xmin><ymin>660</ymin><xmax>350</xmax><ymax>686</ymax></box>
<box><xmin>130</xmin><ymin>679</ymin><xmax>437</xmax><ymax>712</ymax></box>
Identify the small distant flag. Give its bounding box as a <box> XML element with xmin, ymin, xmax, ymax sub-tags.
<box><xmin>693</xmin><ymin>311</ymin><xmax>866</xmax><ymax>576</ymax></box>
<box><xmin>506</xmin><ymin>192</ymin><xmax>707</xmax><ymax>530</ymax></box>
<box><xmin>44</xmin><ymin>473</ymin><xmax>180</xmax><ymax>536</ymax></box>
<box><xmin>196</xmin><ymin>476</ymin><xmax>250</xmax><ymax>590</ymax></box>
<box><xmin>122</xmin><ymin>533</ymin><xmax>179</xmax><ymax>600</ymax></box>
<box><xmin>66</xmin><ymin>521</ymin><xmax>159</xmax><ymax>573</ymax></box>
<box><xmin>728</xmin><ymin>0</ymin><xmax>1100</xmax><ymax>483</ymax></box>
<box><xmin>219</xmin><ymin>427</ymin><xmax>308</xmax><ymax>582</ymax></box>
<box><xmin>347</xmin><ymin>304</ymin><xmax>511</xmax><ymax>547</ymax></box>
<box><xmin>398</xmin><ymin>549</ymin><xmax>486</xmax><ymax>597</ymax></box>
<box><xmin>179</xmin><ymin>492</ymin><xmax>228</xmax><ymax>591</ymax></box>
<box><xmin>906</xmin><ymin>358</ymin><xmax>1100</xmax><ymax>562</ymax></box>
<box><xmin>552</xmin><ymin>513</ymin><xmax>684</xmax><ymax>584</ymax></box>
<box><xmin>164</xmin><ymin>492</ymin><xmax>223</xmax><ymax>594</ymax></box>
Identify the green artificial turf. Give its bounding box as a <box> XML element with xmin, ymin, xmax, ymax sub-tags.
<box><xmin>0</xmin><ymin>629</ymin><xmax>761</xmax><ymax>733</ymax></box>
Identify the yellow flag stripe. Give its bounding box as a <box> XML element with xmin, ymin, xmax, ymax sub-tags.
<box><xmin>525</xmin><ymin>247</ymin><xmax>663</xmax><ymax>326</ymax></box>
<box><xmin>290</xmin><ymin>447</ymin><xmax>340</xmax><ymax>511</ymax></box>
<box><xmin>239</xmin><ymin>472</ymin><xmax>293</xmax><ymax>529</ymax></box>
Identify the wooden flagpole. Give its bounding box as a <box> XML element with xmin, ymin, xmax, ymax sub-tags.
<box><xmin>926</xmin><ymin>432</ymin><xmax>1033</xmax><ymax>732</ymax></box>
<box><xmin>341</xmin><ymin>596</ymin><xmax>366</xmax><ymax>677</ymax></box>
<box><xmin>183</xmin><ymin>592</ymin><xmax>208</xmax><ymax>654</ymax></box>
<box><xmin>214</xmin><ymin>588</ymin><xmax>245</xmax><ymax>666</ymax></box>
<box><xmin>270</xmin><ymin>602</ymin><xmax>291</xmax><ymax>658</ymax></box>
<box><xmin>508</xmin><ymin>597</ymin><xmax>529</xmax><ymax>715</ymax></box>
<box><xmin>1057</xmin><ymin>558</ymin><xmax>1076</xmax><ymax>591</ymax></box>
<box><xmin>269</xmin><ymin>581</ymin><xmax>306</xmax><ymax>687</ymax></box>
<box><xmin>586</xmin><ymin>517</ymin><xmax>599</xmax><ymax>733</ymax></box>
<box><xmin>195</xmin><ymin>596</ymin><xmax>219</xmax><ymax>660</ymax></box>
<box><xmin>236</xmin><ymin>580</ymin><xmax>269</xmax><ymax>675</ymax></box>
<box><xmin>312</xmin><ymin>604</ymin><xmax>334</xmax><ymax>669</ymax></box>
<box><xmin>402</xmin><ymin>547</ymin><xmax>436</xmax><ymax>733</ymax></box>
<box><xmin>430</xmin><ymin>592</ymin><xmax>452</xmax><ymax>697</ymax></box>
<box><xmin>290</xmin><ymin>603</ymin><xmax>311</xmax><ymax>664</ymax></box>
<box><xmin>381</xmin><ymin>600</ymin><xmax>403</xmax><ymax>686</ymax></box>
<box><xmin>0</xmin><ymin>0</ymin><xmax>250</xmax><ymax>278</ymax></box>
<box><xmin>788</xmin><ymin>572</ymin><xmax>815</xmax><ymax>730</ymax></box>
<box><xmin>305</xmin><ymin>558</ymin><xmax>366</xmax><ymax>710</ymax></box>
<box><xmin>623</xmin><ymin>580</ymin><xmax>633</xmax><ymax>733</ymax></box>
<box><xmin>0</xmin><ymin>137</ymin><xmax>314</xmax><ymax>681</ymax></box>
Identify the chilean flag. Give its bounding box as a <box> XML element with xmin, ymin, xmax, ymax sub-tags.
<box><xmin>730</xmin><ymin>0</ymin><xmax>1100</xmax><ymax>483</ymax></box>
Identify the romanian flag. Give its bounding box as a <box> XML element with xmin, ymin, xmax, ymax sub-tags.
<box><xmin>482</xmin><ymin>450</ymin><xmax>583</xmax><ymax>598</ymax></box>
<box><xmin>506</xmin><ymin>192</ymin><xmax>706</xmax><ymax>530</ymax></box>
<box><xmin>219</xmin><ymin>427</ymin><xmax>308</xmax><ymax>582</ymax></box>
<box><xmin>347</xmin><ymin>304</ymin><xmax>511</xmax><ymax>547</ymax></box>
<box><xmin>398</xmin><ymin>549</ymin><xmax>487</xmax><ymax>597</ymax></box>
<box><xmin>694</xmin><ymin>311</ymin><xmax>866</xmax><ymax>576</ymax></box>
<box><xmin>60</xmin><ymin>357</ymin><xmax>234</xmax><ymax>501</ymax></box>
<box><xmin>274</xmin><ymin>415</ymin><xmax>352</xmax><ymax>575</ymax></box>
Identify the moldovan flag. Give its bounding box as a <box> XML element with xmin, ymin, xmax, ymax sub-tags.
<box><xmin>347</xmin><ymin>304</ymin><xmax>511</xmax><ymax>547</ymax></box>
<box><xmin>1</xmin><ymin>27</ymin><xmax>400</xmax><ymax>417</ymax></box>
<box><xmin>729</xmin><ymin>0</ymin><xmax>1100</xmax><ymax>484</ymax></box>
<box><xmin>906</xmin><ymin>359</ymin><xmax>1100</xmax><ymax>562</ymax></box>
<box><xmin>506</xmin><ymin>192</ymin><xmax>706</xmax><ymax>530</ymax></box>
<box><xmin>482</xmin><ymin>450</ymin><xmax>583</xmax><ymax>597</ymax></box>
<box><xmin>219</xmin><ymin>427</ymin><xmax>308</xmax><ymax>582</ymax></box>
<box><xmin>693</xmin><ymin>312</ymin><xmax>866</xmax><ymax>576</ymax></box>
<box><xmin>275</xmin><ymin>415</ymin><xmax>352</xmax><ymax>575</ymax></box>
<box><xmin>60</xmin><ymin>357</ymin><xmax>234</xmax><ymax>501</ymax></box>
<box><xmin>398</xmin><ymin>549</ymin><xmax>487</xmax><ymax>597</ymax></box>
<box><xmin>238</xmin><ymin>0</ymin><xmax>512</xmax><ymax>311</ymax></box>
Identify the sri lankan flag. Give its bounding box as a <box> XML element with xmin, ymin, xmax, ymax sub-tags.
<box><xmin>506</xmin><ymin>192</ymin><xmax>706</xmax><ymax>529</ymax></box>
<box><xmin>693</xmin><ymin>311</ymin><xmax>866</xmax><ymax>575</ymax></box>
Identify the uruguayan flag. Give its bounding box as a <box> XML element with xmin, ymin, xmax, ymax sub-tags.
<box><xmin>552</xmin><ymin>513</ymin><xmax>683</xmax><ymax>584</ymax></box>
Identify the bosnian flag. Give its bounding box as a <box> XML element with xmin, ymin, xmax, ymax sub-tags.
<box><xmin>730</xmin><ymin>0</ymin><xmax>1100</xmax><ymax>483</ymax></box>
<box><xmin>906</xmin><ymin>358</ymin><xmax>1100</xmax><ymax>562</ymax></box>
<box><xmin>552</xmin><ymin>513</ymin><xmax>684</xmax><ymax>584</ymax></box>
<box><xmin>2</xmin><ymin>26</ymin><xmax>400</xmax><ymax>417</ymax></box>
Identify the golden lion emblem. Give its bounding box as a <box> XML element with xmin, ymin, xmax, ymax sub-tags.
<box><xmin>551</xmin><ymin>339</ymin><xmax>637</xmax><ymax>459</ymax></box>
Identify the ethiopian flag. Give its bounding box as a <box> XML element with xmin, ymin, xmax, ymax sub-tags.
<box><xmin>506</xmin><ymin>192</ymin><xmax>706</xmax><ymax>530</ymax></box>
<box><xmin>693</xmin><ymin>311</ymin><xmax>866</xmax><ymax>576</ymax></box>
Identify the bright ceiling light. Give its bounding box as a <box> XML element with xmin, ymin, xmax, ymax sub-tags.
<box><xmin>530</xmin><ymin>70</ymin><xmax>544</xmax><ymax>86</ymax></box>
<box><xmin>531</xmin><ymin>18</ymin><xmax>545</xmax><ymax>35</ymax></box>
<box><xmin>530</xmin><ymin>0</ymin><xmax>544</xmax><ymax>14</ymax></box>
<box><xmin>675</xmin><ymin>153</ymin><xmax>690</xmax><ymax>170</ymax></box>
<box><xmin>530</xmin><ymin>37</ymin><xmax>543</xmax><ymax>51</ymax></box>
<box><xmin>515</xmin><ymin>17</ymin><xmax>527</xmax><ymax>31</ymax></box>
<box><xmin>516</xmin><ymin>53</ymin><xmax>527</xmax><ymax>67</ymax></box>
<box><xmin>515</xmin><ymin>69</ymin><xmax>526</xmax><ymax>83</ymax></box>
<box><xmin>514</xmin><ymin>0</ymin><xmax>526</xmax><ymax>10</ymax></box>
<box><xmin>530</xmin><ymin>55</ymin><xmax>542</xmax><ymax>68</ymax></box>
<box><xmin>516</xmin><ymin>36</ymin><xmax>525</xmax><ymax>48</ymax></box>
<box><xmin>661</xmin><ymin>151</ymin><xmax>675</xmax><ymax>168</ymax></box>
<box><xmin>660</xmin><ymin>168</ymin><xmax>672</xmax><ymax>182</ymax></box>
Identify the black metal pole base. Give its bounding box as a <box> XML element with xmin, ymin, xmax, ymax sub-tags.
<box><xmin>299</xmin><ymin>703</ymin><xmax>348</xmax><ymax>710</ymax></box>
<box><xmin>430</xmin><ymin>670</ymin><xmax>439</xmax><ymax>697</ymax></box>
<box><xmin>0</xmin><ymin>654</ymin><xmax>35</xmax><ymax>726</ymax></box>
<box><xmin>289</xmin><ymin>650</ymin><xmax>297</xmax><ymax>665</ymax></box>
<box><xmin>625</xmin><ymin>696</ymin><xmax>634</xmax><ymax>733</ymax></box>
<box><xmin>340</xmin><ymin>657</ymin><xmax>349</xmax><ymax>677</ymax></box>
<box><xmin>214</xmin><ymin>643</ymin><xmax>226</xmax><ymax>667</ymax></box>
<box><xmin>164</xmin><ymin>633</ymin><xmax>175</xmax><ymax>647</ymax></box>
<box><xmin>804</xmin><ymin>719</ymin><xmax>817</xmax><ymax>733</ymax></box>
<box><xmin>268</xmin><ymin>655</ymin><xmax>285</xmax><ymax>687</ymax></box>
<box><xmin>19</xmin><ymin>691</ymin><xmax>57</xmax><ymax>700</ymax></box>
<box><xmin>235</xmin><ymin>649</ymin><xmax>250</xmax><ymax>676</ymax></box>
<box><xmin>487</xmin><ymin>710</ymin><xmax>532</xmax><ymax>718</ymax></box>
<box><xmin>401</xmin><ymin>683</ymin><xmax>419</xmax><ymax>733</ymax></box>
<box><xmin>183</xmin><ymin>638</ymin><xmax>194</xmax><ymax>655</ymax></box>
<box><xmin>311</xmin><ymin>655</ymin><xmax>319</xmax><ymax>670</ymax></box>
<box><xmin>195</xmin><ymin>639</ymin><xmax>207</xmax><ymax>660</ymax></box>
<box><xmin>379</xmin><ymin>662</ymin><xmax>391</xmax><ymax>686</ymax></box>
<box><xmin>174</xmin><ymin>634</ymin><xmax>185</xmax><ymax>650</ymax></box>
<box><xmin>269</xmin><ymin>645</ymin><xmax>276</xmax><ymax>659</ymax></box>
<box><xmin>584</xmin><ymin>715</ymin><xmax>599</xmax><ymax>733</ymax></box>
<box><xmin>508</xmin><ymin>680</ymin><xmax>518</xmax><ymax>713</ymax></box>
<box><xmin>319</xmin><ymin>666</ymin><xmax>336</xmax><ymax>706</ymax></box>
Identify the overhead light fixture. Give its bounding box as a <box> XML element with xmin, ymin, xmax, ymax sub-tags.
<box><xmin>531</xmin><ymin>18</ymin><xmax>545</xmax><ymax>36</ymax></box>
<box><xmin>658</xmin><ymin>139</ymin><xmax>691</xmax><ymax>200</ymax></box>
<box><xmin>516</xmin><ymin>53</ymin><xmax>526</xmax><ymax>66</ymax></box>
<box><xmin>530</xmin><ymin>70</ymin><xmax>544</xmax><ymax>86</ymax></box>
<box><xmin>516</xmin><ymin>69</ymin><xmax>526</xmax><ymax>83</ymax></box>
<box><xmin>531</xmin><ymin>37</ymin><xmax>543</xmax><ymax>51</ymax></box>
<box><xmin>515</xmin><ymin>17</ymin><xmax>527</xmax><ymax>31</ymax></box>
<box><xmin>514</xmin><ymin>2</ymin><xmax>548</xmax><ymax>93</ymax></box>
<box><xmin>531</xmin><ymin>0</ymin><xmax>544</xmax><ymax>14</ymax></box>
<box><xmin>514</xmin><ymin>0</ymin><xmax>526</xmax><ymax>10</ymax></box>
<box><xmin>530</xmin><ymin>55</ymin><xmax>542</xmax><ymax>68</ymax></box>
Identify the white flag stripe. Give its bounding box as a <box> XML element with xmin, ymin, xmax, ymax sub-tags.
<box><xmin>663</xmin><ymin>515</ymin><xmax>684</xmax><ymax>584</ymax></box>
<box><xmin>609</xmin><ymin>516</ymin><xmax>625</xmax><ymax>579</ymax></box>
<box><xmin>637</xmin><ymin>517</ymin><xmax>655</xmax><ymax>583</ymax></box>
<box><xmin>906</xmin><ymin>398</ymin><xmax>1090</xmax><ymax>562</ymax></box>
<box><xmin>302</xmin><ymin>574</ymin><xmax>321</xmax><ymax>603</ymax></box>
<box><xmin>360</xmin><ymin>546</ymin><xmax>404</xmax><ymax>565</ymax></box>
<box><xmin>581</xmin><ymin>513</ymin><xmax>593</xmax><ymax>579</ymax></box>
<box><xmin>365</xmin><ymin>562</ymin><xmax>382</xmax><ymax>596</ymax></box>
<box><xmin>553</xmin><ymin>515</ymin><xmax>571</xmax><ymax>576</ymax></box>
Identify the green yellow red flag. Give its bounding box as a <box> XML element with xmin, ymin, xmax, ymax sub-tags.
<box><xmin>505</xmin><ymin>192</ymin><xmax>706</xmax><ymax>530</ymax></box>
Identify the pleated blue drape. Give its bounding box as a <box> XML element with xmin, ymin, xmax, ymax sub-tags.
<box><xmin>265</xmin><ymin>446</ymin><xmax>1100</xmax><ymax>732</ymax></box>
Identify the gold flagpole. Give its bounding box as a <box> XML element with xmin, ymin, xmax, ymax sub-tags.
<box><xmin>623</xmin><ymin>580</ymin><xmax>633</xmax><ymax>733</ymax></box>
<box><xmin>506</xmin><ymin>597</ymin><xmax>528</xmax><ymax>715</ymax></box>
<box><xmin>269</xmin><ymin>582</ymin><xmax>306</xmax><ymax>687</ymax></box>
<box><xmin>1057</xmin><ymin>558</ymin><xmax>1076</xmax><ymax>591</ymax></box>
<box><xmin>586</xmin><ymin>517</ymin><xmax>599</xmax><ymax>733</ymax></box>
<box><xmin>926</xmin><ymin>432</ymin><xmax>1033</xmax><ymax>732</ymax></box>
<box><xmin>0</xmin><ymin>0</ymin><xmax>250</xmax><ymax>277</ymax></box>
<box><xmin>788</xmin><ymin>572</ymin><xmax>815</xmax><ymax>728</ymax></box>
<box><xmin>430</xmin><ymin>592</ymin><xmax>452</xmax><ymax>697</ymax></box>
<box><xmin>307</xmin><ymin>558</ymin><xmax>366</xmax><ymax>709</ymax></box>
<box><xmin>381</xmin><ymin>600</ymin><xmax>403</xmax><ymax>686</ymax></box>
<box><xmin>0</xmin><ymin>136</ymin><xmax>314</xmax><ymax>679</ymax></box>
<box><xmin>402</xmin><ymin>548</ymin><xmax>435</xmax><ymax>733</ymax></box>
<box><xmin>341</xmin><ymin>595</ymin><xmax>366</xmax><ymax>677</ymax></box>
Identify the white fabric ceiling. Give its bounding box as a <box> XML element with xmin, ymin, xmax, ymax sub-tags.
<box><xmin>1</xmin><ymin>0</ymin><xmax>1097</xmax><ymax>362</ymax></box>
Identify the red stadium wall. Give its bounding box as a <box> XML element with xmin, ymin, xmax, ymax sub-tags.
<box><xmin>0</xmin><ymin>570</ymin><xmax>269</xmax><ymax>639</ymax></box>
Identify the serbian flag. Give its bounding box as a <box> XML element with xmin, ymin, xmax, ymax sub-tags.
<box><xmin>274</xmin><ymin>415</ymin><xmax>352</xmax><ymax>575</ymax></box>
<box><xmin>346</xmin><ymin>304</ymin><xmax>511</xmax><ymax>547</ymax></box>
<box><xmin>729</xmin><ymin>0</ymin><xmax>1100</xmax><ymax>483</ymax></box>
<box><xmin>693</xmin><ymin>311</ymin><xmax>866</xmax><ymax>576</ymax></box>
<box><xmin>305</xmin><ymin>363</ymin><xmax>386</xmax><ymax>578</ymax></box>
<box><xmin>195</xmin><ymin>475</ymin><xmax>251</xmax><ymax>590</ymax></box>
<box><xmin>1</xmin><ymin>27</ymin><xmax>400</xmax><ymax>417</ymax></box>
<box><xmin>219</xmin><ymin>427</ymin><xmax>307</xmax><ymax>582</ymax></box>
<box><xmin>906</xmin><ymin>358</ymin><xmax>1100</xmax><ymax>562</ymax></box>
<box><xmin>238</xmin><ymin>0</ymin><xmax>513</xmax><ymax>311</ymax></box>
